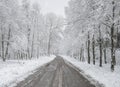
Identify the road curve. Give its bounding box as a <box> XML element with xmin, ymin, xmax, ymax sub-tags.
<box><xmin>15</xmin><ymin>56</ymin><xmax>96</xmax><ymax>87</ymax></box>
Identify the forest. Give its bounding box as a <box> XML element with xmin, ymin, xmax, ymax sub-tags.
<box><xmin>0</xmin><ymin>0</ymin><xmax>120</xmax><ymax>72</ymax></box>
<box><xmin>0</xmin><ymin>0</ymin><xmax>64</xmax><ymax>61</ymax></box>
<box><xmin>0</xmin><ymin>0</ymin><xmax>120</xmax><ymax>87</ymax></box>
<box><xmin>63</xmin><ymin>0</ymin><xmax>120</xmax><ymax>71</ymax></box>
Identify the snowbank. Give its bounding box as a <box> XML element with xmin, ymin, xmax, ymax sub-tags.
<box><xmin>63</xmin><ymin>56</ymin><xmax>120</xmax><ymax>87</ymax></box>
<box><xmin>0</xmin><ymin>56</ymin><xmax>55</xmax><ymax>87</ymax></box>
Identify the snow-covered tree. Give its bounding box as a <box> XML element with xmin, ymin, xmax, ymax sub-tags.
<box><xmin>45</xmin><ymin>13</ymin><xmax>64</xmax><ymax>55</ymax></box>
<box><xmin>64</xmin><ymin>0</ymin><xmax>120</xmax><ymax>71</ymax></box>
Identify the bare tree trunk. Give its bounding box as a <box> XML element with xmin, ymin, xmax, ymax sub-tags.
<box><xmin>111</xmin><ymin>1</ymin><xmax>116</xmax><ymax>71</ymax></box>
<box><xmin>92</xmin><ymin>35</ymin><xmax>95</xmax><ymax>65</ymax></box>
<box><xmin>27</xmin><ymin>27</ymin><xmax>31</xmax><ymax>59</ymax></box>
<box><xmin>104</xmin><ymin>27</ymin><xmax>108</xmax><ymax>64</ymax></box>
<box><xmin>116</xmin><ymin>21</ymin><xmax>119</xmax><ymax>48</ymax></box>
<box><xmin>48</xmin><ymin>28</ymin><xmax>52</xmax><ymax>56</ymax></box>
<box><xmin>111</xmin><ymin>24</ymin><xmax>116</xmax><ymax>71</ymax></box>
<box><xmin>99</xmin><ymin>25</ymin><xmax>102</xmax><ymax>67</ymax></box>
<box><xmin>17</xmin><ymin>51</ymin><xmax>19</xmax><ymax>60</ymax></box>
<box><xmin>88</xmin><ymin>32</ymin><xmax>91</xmax><ymax>64</ymax></box>
<box><xmin>82</xmin><ymin>48</ymin><xmax>85</xmax><ymax>62</ymax></box>
<box><xmin>103</xmin><ymin>48</ymin><xmax>107</xmax><ymax>64</ymax></box>
<box><xmin>37</xmin><ymin>31</ymin><xmax>40</xmax><ymax>58</ymax></box>
<box><xmin>37</xmin><ymin>47</ymin><xmax>39</xmax><ymax>58</ymax></box>
<box><xmin>21</xmin><ymin>52</ymin><xmax>23</xmax><ymax>60</ymax></box>
<box><xmin>1</xmin><ymin>27</ymin><xmax>5</xmax><ymax>62</ymax></box>
<box><xmin>80</xmin><ymin>48</ymin><xmax>82</xmax><ymax>61</ymax></box>
<box><xmin>5</xmin><ymin>24</ymin><xmax>11</xmax><ymax>59</ymax></box>
<box><xmin>81</xmin><ymin>46</ymin><xmax>85</xmax><ymax>62</ymax></box>
<box><xmin>31</xmin><ymin>33</ymin><xmax>34</xmax><ymax>59</ymax></box>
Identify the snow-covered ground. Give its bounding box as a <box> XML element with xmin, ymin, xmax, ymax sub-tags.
<box><xmin>0</xmin><ymin>56</ymin><xmax>55</xmax><ymax>87</ymax></box>
<box><xmin>63</xmin><ymin>56</ymin><xmax>120</xmax><ymax>87</ymax></box>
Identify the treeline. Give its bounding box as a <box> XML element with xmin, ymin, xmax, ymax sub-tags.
<box><xmin>64</xmin><ymin>0</ymin><xmax>120</xmax><ymax>71</ymax></box>
<box><xmin>0</xmin><ymin>0</ymin><xmax>63</xmax><ymax>61</ymax></box>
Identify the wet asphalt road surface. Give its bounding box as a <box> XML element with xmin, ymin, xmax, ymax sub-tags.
<box><xmin>15</xmin><ymin>56</ymin><xmax>96</xmax><ymax>87</ymax></box>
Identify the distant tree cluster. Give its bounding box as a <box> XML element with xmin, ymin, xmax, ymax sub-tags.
<box><xmin>0</xmin><ymin>0</ymin><xmax>64</xmax><ymax>61</ymax></box>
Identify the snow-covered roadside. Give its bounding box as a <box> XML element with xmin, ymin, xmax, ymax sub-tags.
<box><xmin>62</xmin><ymin>56</ymin><xmax>120</xmax><ymax>87</ymax></box>
<box><xmin>0</xmin><ymin>55</ymin><xmax>55</xmax><ymax>87</ymax></box>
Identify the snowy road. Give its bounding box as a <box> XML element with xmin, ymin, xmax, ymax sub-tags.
<box><xmin>15</xmin><ymin>56</ymin><xmax>95</xmax><ymax>87</ymax></box>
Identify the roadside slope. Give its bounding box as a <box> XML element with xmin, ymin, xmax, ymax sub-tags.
<box><xmin>62</xmin><ymin>56</ymin><xmax>120</xmax><ymax>87</ymax></box>
<box><xmin>0</xmin><ymin>56</ymin><xmax>55</xmax><ymax>87</ymax></box>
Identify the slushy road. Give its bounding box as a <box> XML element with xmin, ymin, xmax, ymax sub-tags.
<box><xmin>16</xmin><ymin>56</ymin><xmax>96</xmax><ymax>87</ymax></box>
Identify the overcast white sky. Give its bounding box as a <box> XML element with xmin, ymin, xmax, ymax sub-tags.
<box><xmin>32</xmin><ymin>0</ymin><xmax>69</xmax><ymax>17</ymax></box>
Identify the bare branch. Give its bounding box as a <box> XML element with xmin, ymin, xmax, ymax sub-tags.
<box><xmin>101</xmin><ymin>22</ymin><xmax>111</xmax><ymax>28</ymax></box>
